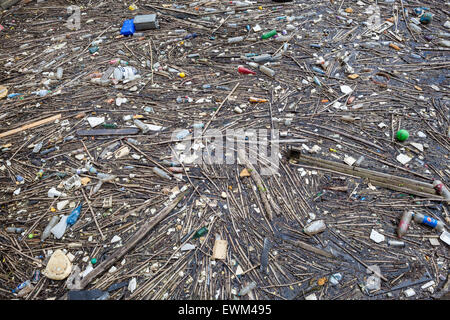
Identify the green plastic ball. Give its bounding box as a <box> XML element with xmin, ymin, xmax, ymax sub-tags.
<box><xmin>396</xmin><ymin>129</ymin><xmax>409</xmax><ymax>142</ymax></box>
<box><xmin>91</xmin><ymin>258</ymin><xmax>97</xmax><ymax>264</ymax></box>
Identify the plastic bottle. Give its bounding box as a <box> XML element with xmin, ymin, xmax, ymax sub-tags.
<box><xmin>97</xmin><ymin>172</ymin><xmax>116</xmax><ymax>182</ymax></box>
<box><xmin>113</xmin><ymin>66</ymin><xmax>138</xmax><ymax>81</ymax></box>
<box><xmin>12</xmin><ymin>280</ymin><xmax>32</xmax><ymax>295</ymax></box>
<box><xmin>48</xmin><ymin>187</ymin><xmax>67</xmax><ymax>198</ymax></box>
<box><xmin>192</xmin><ymin>227</ymin><xmax>208</xmax><ymax>239</ymax></box>
<box><xmin>153</xmin><ymin>167</ymin><xmax>172</xmax><ymax>180</ymax></box>
<box><xmin>238</xmin><ymin>282</ymin><xmax>257</xmax><ymax>296</ymax></box>
<box><xmin>303</xmin><ymin>220</ymin><xmax>326</xmax><ymax>235</ymax></box>
<box><xmin>228</xmin><ymin>36</ymin><xmax>244</xmax><ymax>43</ymax></box>
<box><xmin>66</xmin><ymin>205</ymin><xmax>82</xmax><ymax>226</ymax></box>
<box><xmin>126</xmin><ymin>138</ymin><xmax>140</xmax><ymax>145</ymax></box>
<box><xmin>32</xmin><ymin>141</ymin><xmax>43</xmax><ymax>153</ymax></box>
<box><xmin>133</xmin><ymin>119</ymin><xmax>149</xmax><ymax>133</ymax></box>
<box><xmin>312</xmin><ymin>66</ymin><xmax>326</xmax><ymax>75</ymax></box>
<box><xmin>259</xmin><ymin>65</ymin><xmax>275</xmax><ymax>77</ymax></box>
<box><xmin>397</xmin><ymin>211</ymin><xmax>413</xmax><ymax>237</ymax></box>
<box><xmin>388</xmin><ymin>240</ymin><xmax>405</xmax><ymax>247</ymax></box>
<box><xmin>261</xmin><ymin>30</ymin><xmax>277</xmax><ymax>39</ymax></box>
<box><xmin>41</xmin><ymin>216</ymin><xmax>59</xmax><ymax>241</ymax></box>
<box><xmin>91</xmin><ymin>181</ymin><xmax>103</xmax><ymax>195</ymax></box>
<box><xmin>40</xmin><ymin>146</ymin><xmax>59</xmax><ymax>155</ymax></box>
<box><xmin>433</xmin><ymin>180</ymin><xmax>450</xmax><ymax>200</ymax></box>
<box><xmin>6</xmin><ymin>227</ymin><xmax>24</xmax><ymax>233</ymax></box>
<box><xmin>409</xmin><ymin>23</ymin><xmax>422</xmax><ymax>33</ymax></box>
<box><xmin>161</xmin><ymin>160</ymin><xmax>180</xmax><ymax>167</ymax></box>
<box><xmin>238</xmin><ymin>66</ymin><xmax>256</xmax><ymax>75</ymax></box>
<box><xmin>56</xmin><ymin>67</ymin><xmax>64</xmax><ymax>79</ymax></box>
<box><xmin>33</xmin><ymin>89</ymin><xmax>50</xmax><ymax>97</ymax></box>
<box><xmin>50</xmin><ymin>215</ymin><xmax>68</xmax><ymax>239</ymax></box>
<box><xmin>31</xmin><ymin>270</ymin><xmax>41</xmax><ymax>284</ymax></box>
<box><xmin>413</xmin><ymin>213</ymin><xmax>445</xmax><ymax>232</ymax></box>
<box><xmin>252</xmin><ymin>54</ymin><xmax>273</xmax><ymax>63</ymax></box>
<box><xmin>85</xmin><ymin>163</ymin><xmax>97</xmax><ymax>174</ymax></box>
<box><xmin>355</xmin><ymin>156</ymin><xmax>365</xmax><ymax>167</ymax></box>
<box><xmin>176</xmin><ymin>129</ymin><xmax>190</xmax><ymax>140</ymax></box>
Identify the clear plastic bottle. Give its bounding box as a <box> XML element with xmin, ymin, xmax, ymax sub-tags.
<box><xmin>259</xmin><ymin>65</ymin><xmax>275</xmax><ymax>77</ymax></box>
<box><xmin>56</xmin><ymin>67</ymin><xmax>64</xmax><ymax>79</ymax></box>
<box><xmin>6</xmin><ymin>227</ymin><xmax>24</xmax><ymax>233</ymax></box>
<box><xmin>41</xmin><ymin>216</ymin><xmax>59</xmax><ymax>241</ymax></box>
<box><xmin>133</xmin><ymin>119</ymin><xmax>149</xmax><ymax>133</ymax></box>
<box><xmin>153</xmin><ymin>167</ymin><xmax>172</xmax><ymax>180</ymax></box>
<box><xmin>32</xmin><ymin>141</ymin><xmax>43</xmax><ymax>153</ymax></box>
<box><xmin>228</xmin><ymin>36</ymin><xmax>244</xmax><ymax>43</ymax></box>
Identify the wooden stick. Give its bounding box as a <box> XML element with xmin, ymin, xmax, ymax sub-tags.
<box><xmin>0</xmin><ymin>114</ymin><xmax>61</xmax><ymax>139</ymax></box>
<box><xmin>237</xmin><ymin>149</ymin><xmax>278</xmax><ymax>220</ymax></box>
<box><xmin>285</xmin><ymin>239</ymin><xmax>335</xmax><ymax>259</ymax></box>
<box><xmin>292</xmin><ymin>151</ymin><xmax>434</xmax><ymax>189</ymax></box>
<box><xmin>81</xmin><ymin>189</ymin><xmax>106</xmax><ymax>241</ymax></box>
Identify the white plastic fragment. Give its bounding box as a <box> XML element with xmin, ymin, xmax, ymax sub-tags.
<box><xmin>344</xmin><ymin>156</ymin><xmax>356</xmax><ymax>166</ymax></box>
<box><xmin>111</xmin><ymin>235</ymin><xmax>121</xmax><ymax>243</ymax></box>
<box><xmin>429</xmin><ymin>238</ymin><xmax>440</xmax><ymax>246</ymax></box>
<box><xmin>128</xmin><ymin>278</ymin><xmax>137</xmax><ymax>293</ymax></box>
<box><xmin>410</xmin><ymin>142</ymin><xmax>423</xmax><ymax>152</ymax></box>
<box><xmin>235</xmin><ymin>265</ymin><xmax>244</xmax><ymax>276</ymax></box>
<box><xmin>305</xmin><ymin>293</ymin><xmax>317</xmax><ymax>300</ymax></box>
<box><xmin>340</xmin><ymin>85</ymin><xmax>353</xmax><ymax>95</ymax></box>
<box><xmin>370</xmin><ymin>229</ymin><xmax>385</xmax><ymax>243</ymax></box>
<box><xmin>180</xmin><ymin>243</ymin><xmax>196</xmax><ymax>251</ymax></box>
<box><xmin>404</xmin><ymin>288</ymin><xmax>416</xmax><ymax>297</ymax></box>
<box><xmin>421</xmin><ymin>281</ymin><xmax>435</xmax><ymax>290</ymax></box>
<box><xmin>396</xmin><ymin>154</ymin><xmax>412</xmax><ymax>165</ymax></box>
<box><xmin>440</xmin><ymin>230</ymin><xmax>450</xmax><ymax>245</ymax></box>
<box><xmin>57</xmin><ymin>200</ymin><xmax>69</xmax><ymax>211</ymax></box>
<box><xmin>87</xmin><ymin>117</ymin><xmax>105</xmax><ymax>128</ymax></box>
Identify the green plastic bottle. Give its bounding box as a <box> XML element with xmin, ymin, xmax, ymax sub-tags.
<box><xmin>192</xmin><ymin>227</ymin><xmax>208</xmax><ymax>239</ymax></box>
<box><xmin>261</xmin><ymin>30</ymin><xmax>277</xmax><ymax>39</ymax></box>
<box><xmin>102</xmin><ymin>123</ymin><xmax>117</xmax><ymax>129</ymax></box>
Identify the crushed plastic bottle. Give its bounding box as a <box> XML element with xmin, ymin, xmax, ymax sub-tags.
<box><xmin>64</xmin><ymin>175</ymin><xmax>82</xmax><ymax>190</ymax></box>
<box><xmin>113</xmin><ymin>66</ymin><xmax>138</xmax><ymax>81</ymax></box>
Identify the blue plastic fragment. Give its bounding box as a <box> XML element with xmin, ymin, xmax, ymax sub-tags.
<box><xmin>120</xmin><ymin>19</ymin><xmax>135</xmax><ymax>36</ymax></box>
